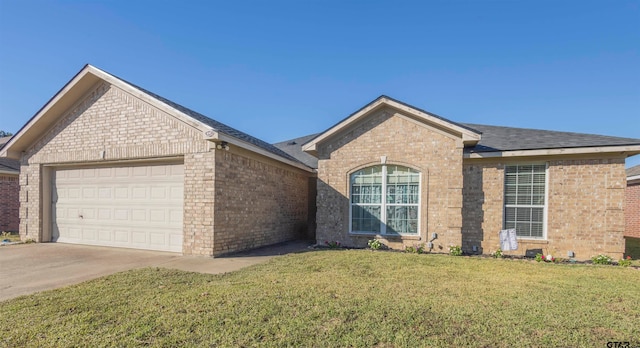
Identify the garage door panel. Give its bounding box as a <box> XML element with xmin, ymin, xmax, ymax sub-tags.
<box><xmin>52</xmin><ymin>163</ymin><xmax>184</xmax><ymax>252</ymax></box>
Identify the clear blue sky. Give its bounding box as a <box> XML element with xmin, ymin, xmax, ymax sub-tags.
<box><xmin>1</xmin><ymin>1</ymin><xmax>639</xmax><ymax>166</ymax></box>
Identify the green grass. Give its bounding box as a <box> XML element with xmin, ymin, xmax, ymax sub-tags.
<box><xmin>2</xmin><ymin>250</ymin><xmax>639</xmax><ymax>347</ymax></box>
<box><xmin>1</xmin><ymin>231</ymin><xmax>21</xmax><ymax>243</ymax></box>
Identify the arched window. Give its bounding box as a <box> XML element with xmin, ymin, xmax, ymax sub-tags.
<box><xmin>350</xmin><ymin>165</ymin><xmax>420</xmax><ymax>235</ymax></box>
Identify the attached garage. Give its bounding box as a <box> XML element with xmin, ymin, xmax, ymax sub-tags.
<box><xmin>51</xmin><ymin>163</ymin><xmax>184</xmax><ymax>252</ymax></box>
<box><xmin>0</xmin><ymin>64</ymin><xmax>314</xmax><ymax>256</ymax></box>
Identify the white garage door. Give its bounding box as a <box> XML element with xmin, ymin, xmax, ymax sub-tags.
<box><xmin>52</xmin><ymin>163</ymin><xmax>184</xmax><ymax>252</ymax></box>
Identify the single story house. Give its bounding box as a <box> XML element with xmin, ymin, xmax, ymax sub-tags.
<box><xmin>0</xmin><ymin>136</ymin><xmax>20</xmax><ymax>232</ymax></box>
<box><xmin>2</xmin><ymin>64</ymin><xmax>639</xmax><ymax>260</ymax></box>
<box><xmin>626</xmin><ymin>165</ymin><xmax>640</xmax><ymax>239</ymax></box>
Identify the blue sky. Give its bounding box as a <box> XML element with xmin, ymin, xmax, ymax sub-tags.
<box><xmin>1</xmin><ymin>1</ymin><xmax>639</xmax><ymax>166</ymax></box>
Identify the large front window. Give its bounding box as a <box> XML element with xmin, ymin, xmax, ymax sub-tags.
<box><xmin>504</xmin><ymin>164</ymin><xmax>547</xmax><ymax>238</ymax></box>
<box><xmin>350</xmin><ymin>165</ymin><xmax>420</xmax><ymax>235</ymax></box>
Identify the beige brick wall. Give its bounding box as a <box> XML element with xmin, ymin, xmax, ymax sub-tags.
<box><xmin>462</xmin><ymin>157</ymin><xmax>627</xmax><ymax>260</ymax></box>
<box><xmin>625</xmin><ymin>181</ymin><xmax>640</xmax><ymax>238</ymax></box>
<box><xmin>212</xmin><ymin>148</ymin><xmax>311</xmax><ymax>255</ymax></box>
<box><xmin>18</xmin><ymin>80</ymin><xmax>312</xmax><ymax>256</ymax></box>
<box><xmin>19</xmin><ymin>82</ymin><xmax>213</xmax><ymax>255</ymax></box>
<box><xmin>316</xmin><ymin>108</ymin><xmax>464</xmax><ymax>251</ymax></box>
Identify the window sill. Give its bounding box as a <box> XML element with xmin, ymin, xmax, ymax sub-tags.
<box><xmin>350</xmin><ymin>232</ymin><xmax>421</xmax><ymax>241</ymax></box>
<box><xmin>517</xmin><ymin>238</ymin><xmax>548</xmax><ymax>244</ymax></box>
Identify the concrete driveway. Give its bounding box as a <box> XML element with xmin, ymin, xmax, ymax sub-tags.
<box><xmin>0</xmin><ymin>241</ymin><xmax>311</xmax><ymax>301</ymax></box>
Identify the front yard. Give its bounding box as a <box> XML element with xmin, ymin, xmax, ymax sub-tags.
<box><xmin>1</xmin><ymin>250</ymin><xmax>638</xmax><ymax>347</ymax></box>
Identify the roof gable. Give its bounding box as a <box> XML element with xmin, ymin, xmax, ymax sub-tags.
<box><xmin>302</xmin><ymin>95</ymin><xmax>482</xmax><ymax>156</ymax></box>
<box><xmin>0</xmin><ymin>65</ymin><xmax>312</xmax><ymax>172</ymax></box>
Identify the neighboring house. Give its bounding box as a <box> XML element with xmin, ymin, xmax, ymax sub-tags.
<box><xmin>0</xmin><ymin>65</ymin><xmax>314</xmax><ymax>256</ymax></box>
<box><xmin>626</xmin><ymin>165</ymin><xmax>640</xmax><ymax>239</ymax></box>
<box><xmin>297</xmin><ymin>96</ymin><xmax>640</xmax><ymax>260</ymax></box>
<box><xmin>1</xmin><ymin>65</ymin><xmax>639</xmax><ymax>260</ymax></box>
<box><xmin>0</xmin><ymin>136</ymin><xmax>20</xmax><ymax>232</ymax></box>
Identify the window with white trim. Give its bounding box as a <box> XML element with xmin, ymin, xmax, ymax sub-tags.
<box><xmin>504</xmin><ymin>164</ymin><xmax>547</xmax><ymax>238</ymax></box>
<box><xmin>350</xmin><ymin>165</ymin><xmax>420</xmax><ymax>235</ymax></box>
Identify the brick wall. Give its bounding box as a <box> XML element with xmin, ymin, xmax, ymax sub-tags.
<box><xmin>462</xmin><ymin>157</ymin><xmax>627</xmax><ymax>260</ymax></box>
<box><xmin>316</xmin><ymin>108</ymin><xmax>464</xmax><ymax>251</ymax></box>
<box><xmin>212</xmin><ymin>148</ymin><xmax>311</xmax><ymax>255</ymax></box>
<box><xmin>626</xmin><ymin>181</ymin><xmax>640</xmax><ymax>238</ymax></box>
<box><xmin>20</xmin><ymin>82</ymin><xmax>210</xmax><ymax>250</ymax></box>
<box><xmin>0</xmin><ymin>174</ymin><xmax>19</xmax><ymax>231</ymax></box>
<box><xmin>17</xmin><ymin>81</ymin><xmax>312</xmax><ymax>256</ymax></box>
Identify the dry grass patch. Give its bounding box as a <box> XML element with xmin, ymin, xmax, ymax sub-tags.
<box><xmin>1</xmin><ymin>250</ymin><xmax>638</xmax><ymax>347</ymax></box>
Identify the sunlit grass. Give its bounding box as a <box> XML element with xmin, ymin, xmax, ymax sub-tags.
<box><xmin>2</xmin><ymin>250</ymin><xmax>638</xmax><ymax>347</ymax></box>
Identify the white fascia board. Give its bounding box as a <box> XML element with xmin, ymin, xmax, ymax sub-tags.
<box><xmin>0</xmin><ymin>169</ymin><xmax>19</xmax><ymax>175</ymax></box>
<box><xmin>302</xmin><ymin>97</ymin><xmax>481</xmax><ymax>154</ymax></box>
<box><xmin>628</xmin><ymin>175</ymin><xmax>640</xmax><ymax>183</ymax></box>
<box><xmin>0</xmin><ymin>67</ymin><xmax>98</xmax><ymax>159</ymax></box>
<box><xmin>464</xmin><ymin>145</ymin><xmax>640</xmax><ymax>159</ymax></box>
<box><xmin>215</xmin><ymin>133</ymin><xmax>314</xmax><ymax>173</ymax></box>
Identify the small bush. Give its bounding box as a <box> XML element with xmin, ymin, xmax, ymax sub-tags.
<box><xmin>324</xmin><ymin>240</ymin><xmax>341</xmax><ymax>249</ymax></box>
<box><xmin>592</xmin><ymin>254</ymin><xmax>613</xmax><ymax>265</ymax></box>
<box><xmin>618</xmin><ymin>256</ymin><xmax>632</xmax><ymax>267</ymax></box>
<box><xmin>492</xmin><ymin>248</ymin><xmax>503</xmax><ymax>258</ymax></box>
<box><xmin>449</xmin><ymin>245</ymin><xmax>462</xmax><ymax>256</ymax></box>
<box><xmin>405</xmin><ymin>244</ymin><xmax>425</xmax><ymax>254</ymax></box>
<box><xmin>367</xmin><ymin>239</ymin><xmax>383</xmax><ymax>250</ymax></box>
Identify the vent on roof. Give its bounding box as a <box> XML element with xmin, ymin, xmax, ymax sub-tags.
<box><xmin>287</xmin><ymin>141</ymin><xmax>297</xmax><ymax>145</ymax></box>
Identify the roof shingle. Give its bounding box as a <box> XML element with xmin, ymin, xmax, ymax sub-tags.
<box><xmin>463</xmin><ymin>123</ymin><xmax>640</xmax><ymax>153</ymax></box>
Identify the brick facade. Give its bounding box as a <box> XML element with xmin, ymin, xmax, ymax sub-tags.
<box><xmin>18</xmin><ymin>81</ymin><xmax>312</xmax><ymax>256</ymax></box>
<box><xmin>315</xmin><ymin>108</ymin><xmax>464</xmax><ymax>251</ymax></box>
<box><xmin>0</xmin><ymin>174</ymin><xmax>19</xmax><ymax>231</ymax></box>
<box><xmin>463</xmin><ymin>157</ymin><xmax>627</xmax><ymax>260</ymax></box>
<box><xmin>626</xmin><ymin>180</ymin><xmax>640</xmax><ymax>238</ymax></box>
<box><xmin>314</xmin><ymin>105</ymin><xmax>628</xmax><ymax>260</ymax></box>
<box><xmin>213</xmin><ymin>149</ymin><xmax>310</xmax><ymax>255</ymax></box>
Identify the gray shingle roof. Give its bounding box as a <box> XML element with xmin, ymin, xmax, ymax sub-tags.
<box><xmin>275</xmin><ymin>124</ymin><xmax>640</xmax><ymax>168</ymax></box>
<box><xmin>273</xmin><ymin>133</ymin><xmax>320</xmax><ymax>169</ymax></box>
<box><xmin>102</xmin><ymin>72</ymin><xmax>308</xmax><ymax>168</ymax></box>
<box><xmin>628</xmin><ymin>165</ymin><xmax>640</xmax><ymax>178</ymax></box>
<box><xmin>462</xmin><ymin>123</ymin><xmax>640</xmax><ymax>153</ymax></box>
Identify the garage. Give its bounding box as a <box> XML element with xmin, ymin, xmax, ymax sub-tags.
<box><xmin>52</xmin><ymin>163</ymin><xmax>184</xmax><ymax>252</ymax></box>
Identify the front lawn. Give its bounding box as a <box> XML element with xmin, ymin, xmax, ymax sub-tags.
<box><xmin>1</xmin><ymin>250</ymin><xmax>638</xmax><ymax>347</ymax></box>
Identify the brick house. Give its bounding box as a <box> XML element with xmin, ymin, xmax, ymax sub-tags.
<box><xmin>297</xmin><ymin>96</ymin><xmax>640</xmax><ymax>260</ymax></box>
<box><xmin>626</xmin><ymin>165</ymin><xmax>640</xmax><ymax>239</ymax></box>
<box><xmin>2</xmin><ymin>65</ymin><xmax>639</xmax><ymax>260</ymax></box>
<box><xmin>0</xmin><ymin>136</ymin><xmax>20</xmax><ymax>232</ymax></box>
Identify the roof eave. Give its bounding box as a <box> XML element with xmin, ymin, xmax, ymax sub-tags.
<box><xmin>0</xmin><ymin>65</ymin><xmax>223</xmax><ymax>160</ymax></box>
<box><xmin>0</xmin><ymin>169</ymin><xmax>19</xmax><ymax>175</ymax></box>
<box><xmin>302</xmin><ymin>96</ymin><xmax>481</xmax><ymax>154</ymax></box>
<box><xmin>209</xmin><ymin>132</ymin><xmax>314</xmax><ymax>172</ymax></box>
<box><xmin>464</xmin><ymin>144</ymin><xmax>640</xmax><ymax>159</ymax></box>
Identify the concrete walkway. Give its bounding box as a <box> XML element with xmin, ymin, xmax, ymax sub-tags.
<box><xmin>0</xmin><ymin>241</ymin><xmax>312</xmax><ymax>301</ymax></box>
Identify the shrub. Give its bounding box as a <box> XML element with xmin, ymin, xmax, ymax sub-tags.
<box><xmin>324</xmin><ymin>240</ymin><xmax>341</xmax><ymax>249</ymax></box>
<box><xmin>449</xmin><ymin>245</ymin><xmax>462</xmax><ymax>256</ymax></box>
<box><xmin>405</xmin><ymin>244</ymin><xmax>425</xmax><ymax>254</ymax></box>
<box><xmin>592</xmin><ymin>254</ymin><xmax>613</xmax><ymax>265</ymax></box>
<box><xmin>492</xmin><ymin>248</ymin><xmax>503</xmax><ymax>258</ymax></box>
<box><xmin>367</xmin><ymin>239</ymin><xmax>383</xmax><ymax>250</ymax></box>
<box><xmin>618</xmin><ymin>256</ymin><xmax>632</xmax><ymax>267</ymax></box>
<box><xmin>535</xmin><ymin>253</ymin><xmax>543</xmax><ymax>262</ymax></box>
